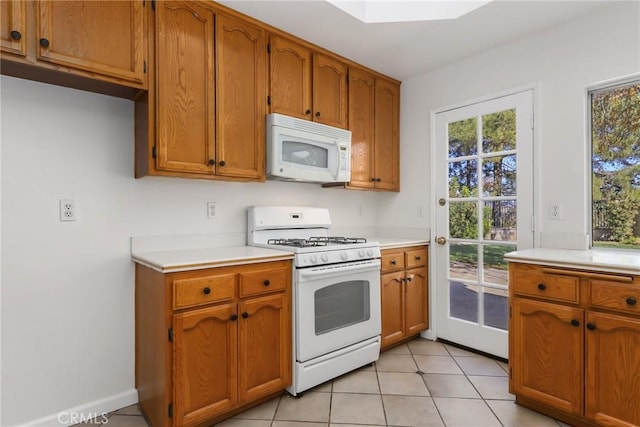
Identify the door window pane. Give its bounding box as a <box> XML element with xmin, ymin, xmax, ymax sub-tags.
<box><xmin>482</xmin><ymin>244</ymin><xmax>514</xmax><ymax>286</ymax></box>
<box><xmin>449</xmin><ymin>243</ymin><xmax>478</xmax><ymax>281</ymax></box>
<box><xmin>484</xmin><ymin>201</ymin><xmax>517</xmax><ymax>241</ymax></box>
<box><xmin>449</xmin><ymin>160</ymin><xmax>478</xmax><ymax>197</ymax></box>
<box><xmin>482</xmin><ymin>155</ymin><xmax>516</xmax><ymax>196</ymax></box>
<box><xmin>315</xmin><ymin>280</ymin><xmax>370</xmax><ymax>335</ymax></box>
<box><xmin>449</xmin><ymin>118</ymin><xmax>477</xmax><ymax>158</ymax></box>
<box><xmin>482</xmin><ymin>109</ymin><xmax>516</xmax><ymax>153</ymax></box>
<box><xmin>449</xmin><ymin>281</ymin><xmax>478</xmax><ymax>323</ymax></box>
<box><xmin>282</xmin><ymin>140</ymin><xmax>328</xmax><ymax>168</ymax></box>
<box><xmin>483</xmin><ymin>287</ymin><xmax>508</xmax><ymax>330</ymax></box>
<box><xmin>449</xmin><ymin>202</ymin><xmax>478</xmax><ymax>239</ymax></box>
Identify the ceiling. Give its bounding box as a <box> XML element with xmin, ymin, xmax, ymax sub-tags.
<box><xmin>217</xmin><ymin>0</ymin><xmax>612</xmax><ymax>81</ymax></box>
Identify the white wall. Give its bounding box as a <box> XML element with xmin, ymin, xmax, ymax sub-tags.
<box><xmin>0</xmin><ymin>76</ymin><xmax>378</xmax><ymax>426</ymax></box>
<box><xmin>379</xmin><ymin>1</ymin><xmax>640</xmax><ymax>248</ymax></box>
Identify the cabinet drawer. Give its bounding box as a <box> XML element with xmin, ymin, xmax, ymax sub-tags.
<box><xmin>590</xmin><ymin>280</ymin><xmax>640</xmax><ymax>315</ymax></box>
<box><xmin>173</xmin><ymin>274</ymin><xmax>236</xmax><ymax>309</ymax></box>
<box><xmin>239</xmin><ymin>266</ymin><xmax>288</xmax><ymax>297</ymax></box>
<box><xmin>512</xmin><ymin>265</ymin><xmax>579</xmax><ymax>304</ymax></box>
<box><xmin>381</xmin><ymin>250</ymin><xmax>405</xmax><ymax>273</ymax></box>
<box><xmin>405</xmin><ymin>248</ymin><xmax>427</xmax><ymax>268</ymax></box>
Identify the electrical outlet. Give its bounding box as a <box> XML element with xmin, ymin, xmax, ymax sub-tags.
<box><xmin>60</xmin><ymin>199</ymin><xmax>77</xmax><ymax>222</ymax></box>
<box><xmin>207</xmin><ymin>202</ymin><xmax>216</xmax><ymax>219</ymax></box>
<box><xmin>550</xmin><ymin>203</ymin><xmax>563</xmax><ymax>220</ymax></box>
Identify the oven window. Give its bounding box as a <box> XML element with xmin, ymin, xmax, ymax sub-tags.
<box><xmin>282</xmin><ymin>140</ymin><xmax>329</xmax><ymax>169</ymax></box>
<box><xmin>314</xmin><ymin>280</ymin><xmax>370</xmax><ymax>335</ymax></box>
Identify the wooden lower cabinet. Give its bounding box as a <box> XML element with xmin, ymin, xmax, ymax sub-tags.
<box><xmin>380</xmin><ymin>246</ymin><xmax>428</xmax><ymax>350</ymax></box>
<box><xmin>135</xmin><ymin>260</ymin><xmax>292</xmax><ymax>427</ymax></box>
<box><xmin>509</xmin><ymin>262</ymin><xmax>640</xmax><ymax>427</ymax></box>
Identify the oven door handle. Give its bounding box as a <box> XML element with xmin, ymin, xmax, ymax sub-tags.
<box><xmin>298</xmin><ymin>260</ymin><xmax>381</xmax><ymax>278</ymax></box>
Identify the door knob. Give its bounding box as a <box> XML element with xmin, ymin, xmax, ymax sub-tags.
<box><xmin>436</xmin><ymin>236</ymin><xmax>447</xmax><ymax>245</ymax></box>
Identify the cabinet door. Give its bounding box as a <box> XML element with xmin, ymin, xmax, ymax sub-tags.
<box><xmin>381</xmin><ymin>271</ymin><xmax>405</xmax><ymax>349</ymax></box>
<box><xmin>156</xmin><ymin>1</ymin><xmax>215</xmax><ymax>175</ymax></box>
<box><xmin>374</xmin><ymin>78</ymin><xmax>400</xmax><ymax>191</ymax></box>
<box><xmin>269</xmin><ymin>35</ymin><xmax>312</xmax><ymax>120</ymax></box>
<box><xmin>36</xmin><ymin>0</ymin><xmax>145</xmax><ymax>84</ymax></box>
<box><xmin>1</xmin><ymin>0</ymin><xmax>26</xmax><ymax>56</ymax></box>
<box><xmin>511</xmin><ymin>298</ymin><xmax>583</xmax><ymax>416</ymax></box>
<box><xmin>585</xmin><ymin>311</ymin><xmax>640</xmax><ymax>426</ymax></box>
<box><xmin>405</xmin><ymin>266</ymin><xmax>429</xmax><ymax>336</ymax></box>
<box><xmin>348</xmin><ymin>67</ymin><xmax>375</xmax><ymax>188</ymax></box>
<box><xmin>216</xmin><ymin>14</ymin><xmax>266</xmax><ymax>180</ymax></box>
<box><xmin>312</xmin><ymin>53</ymin><xmax>348</xmax><ymax>129</ymax></box>
<box><xmin>238</xmin><ymin>293</ymin><xmax>291</xmax><ymax>402</ymax></box>
<box><xmin>173</xmin><ymin>303</ymin><xmax>238</xmax><ymax>427</ymax></box>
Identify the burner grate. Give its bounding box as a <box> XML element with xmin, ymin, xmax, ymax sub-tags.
<box><xmin>267</xmin><ymin>238</ymin><xmax>326</xmax><ymax>248</ymax></box>
<box><xmin>309</xmin><ymin>236</ymin><xmax>368</xmax><ymax>244</ymax></box>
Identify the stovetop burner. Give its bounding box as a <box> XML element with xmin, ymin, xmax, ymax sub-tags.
<box><xmin>266</xmin><ymin>236</ymin><xmax>368</xmax><ymax>248</ymax></box>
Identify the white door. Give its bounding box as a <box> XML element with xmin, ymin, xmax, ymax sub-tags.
<box><xmin>434</xmin><ymin>91</ymin><xmax>534</xmax><ymax>358</ymax></box>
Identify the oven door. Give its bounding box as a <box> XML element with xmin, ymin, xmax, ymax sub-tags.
<box><xmin>295</xmin><ymin>259</ymin><xmax>381</xmax><ymax>362</ymax></box>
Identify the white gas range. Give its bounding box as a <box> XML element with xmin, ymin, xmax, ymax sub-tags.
<box><xmin>248</xmin><ymin>206</ymin><xmax>382</xmax><ymax>395</ymax></box>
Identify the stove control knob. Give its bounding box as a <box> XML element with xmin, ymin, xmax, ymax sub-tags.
<box><xmin>340</xmin><ymin>252</ymin><xmax>348</xmax><ymax>261</ymax></box>
<box><xmin>310</xmin><ymin>254</ymin><xmax>318</xmax><ymax>264</ymax></box>
<box><xmin>366</xmin><ymin>249</ymin><xmax>374</xmax><ymax>257</ymax></box>
<box><xmin>321</xmin><ymin>253</ymin><xmax>329</xmax><ymax>263</ymax></box>
<box><xmin>358</xmin><ymin>249</ymin><xmax>365</xmax><ymax>258</ymax></box>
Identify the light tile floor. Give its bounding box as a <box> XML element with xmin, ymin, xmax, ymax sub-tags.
<box><xmin>79</xmin><ymin>338</ymin><xmax>566</xmax><ymax>427</ymax></box>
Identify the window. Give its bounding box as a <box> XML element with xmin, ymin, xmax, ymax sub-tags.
<box><xmin>590</xmin><ymin>80</ymin><xmax>640</xmax><ymax>249</ymax></box>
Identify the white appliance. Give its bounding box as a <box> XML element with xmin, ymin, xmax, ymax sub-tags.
<box><xmin>266</xmin><ymin>113</ymin><xmax>351</xmax><ymax>183</ymax></box>
<box><xmin>247</xmin><ymin>206</ymin><xmax>381</xmax><ymax>395</ymax></box>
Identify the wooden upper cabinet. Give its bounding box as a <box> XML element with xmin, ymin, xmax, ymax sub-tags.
<box><xmin>312</xmin><ymin>52</ymin><xmax>348</xmax><ymax>129</ymax></box>
<box><xmin>585</xmin><ymin>311</ymin><xmax>640</xmax><ymax>426</ymax></box>
<box><xmin>374</xmin><ymin>78</ymin><xmax>400</xmax><ymax>191</ymax></box>
<box><xmin>1</xmin><ymin>0</ymin><xmax>26</xmax><ymax>56</ymax></box>
<box><xmin>155</xmin><ymin>0</ymin><xmax>215</xmax><ymax>175</ymax></box>
<box><xmin>216</xmin><ymin>14</ymin><xmax>266</xmax><ymax>179</ymax></box>
<box><xmin>36</xmin><ymin>0</ymin><xmax>146</xmax><ymax>85</ymax></box>
<box><xmin>348</xmin><ymin>67</ymin><xmax>375</xmax><ymax>188</ymax></box>
<box><xmin>269</xmin><ymin>35</ymin><xmax>312</xmax><ymax>120</ymax></box>
<box><xmin>511</xmin><ymin>298</ymin><xmax>584</xmax><ymax>416</ymax></box>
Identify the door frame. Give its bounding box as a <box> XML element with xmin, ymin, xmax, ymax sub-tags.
<box><xmin>428</xmin><ymin>83</ymin><xmax>540</xmax><ymax>344</ymax></box>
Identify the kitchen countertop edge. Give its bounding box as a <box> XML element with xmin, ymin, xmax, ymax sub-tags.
<box><xmin>505</xmin><ymin>248</ymin><xmax>640</xmax><ymax>275</ymax></box>
<box><xmin>369</xmin><ymin>237</ymin><xmax>430</xmax><ymax>249</ymax></box>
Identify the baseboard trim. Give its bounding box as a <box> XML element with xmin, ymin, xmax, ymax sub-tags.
<box><xmin>12</xmin><ymin>389</ymin><xmax>138</xmax><ymax>427</ymax></box>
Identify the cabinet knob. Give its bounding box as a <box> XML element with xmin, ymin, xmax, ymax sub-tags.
<box><xmin>219</xmin><ymin>160</ymin><xmax>226</xmax><ymax>167</ymax></box>
<box><xmin>39</xmin><ymin>38</ymin><xmax>50</xmax><ymax>48</ymax></box>
<box><xmin>626</xmin><ymin>296</ymin><xmax>637</xmax><ymax>306</ymax></box>
<box><xmin>537</xmin><ymin>283</ymin><xmax>546</xmax><ymax>291</ymax></box>
<box><xmin>202</xmin><ymin>287</ymin><xmax>211</xmax><ymax>295</ymax></box>
<box><xmin>263</xmin><ymin>279</ymin><xmax>270</xmax><ymax>287</ymax></box>
<box><xmin>10</xmin><ymin>30</ymin><xmax>21</xmax><ymax>41</ymax></box>
<box><xmin>315</xmin><ymin>112</ymin><xmax>321</xmax><ymax>117</ymax></box>
<box><xmin>570</xmin><ymin>319</ymin><xmax>580</xmax><ymax>327</ymax></box>
<box><xmin>406</xmin><ymin>276</ymin><xmax>413</xmax><ymax>282</ymax></box>
<box><xmin>415</xmin><ymin>256</ymin><xmax>421</xmax><ymax>261</ymax></box>
<box><xmin>208</xmin><ymin>159</ymin><xmax>215</xmax><ymax>166</ymax></box>
<box><xmin>242</xmin><ymin>312</ymin><xmax>249</xmax><ymax>319</ymax></box>
<box><xmin>587</xmin><ymin>323</ymin><xmax>597</xmax><ymax>331</ymax></box>
<box><xmin>305</xmin><ymin>109</ymin><xmax>311</xmax><ymax>115</ymax></box>
<box><xmin>230</xmin><ymin>314</ymin><xmax>238</xmax><ymax>321</ymax></box>
<box><xmin>391</xmin><ymin>259</ymin><xmax>397</xmax><ymax>265</ymax></box>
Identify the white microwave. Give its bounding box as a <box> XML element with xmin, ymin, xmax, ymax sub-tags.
<box><xmin>266</xmin><ymin>113</ymin><xmax>351</xmax><ymax>183</ymax></box>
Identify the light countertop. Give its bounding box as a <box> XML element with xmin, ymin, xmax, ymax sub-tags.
<box><xmin>132</xmin><ymin>246</ymin><xmax>294</xmax><ymax>273</ymax></box>
<box><xmin>367</xmin><ymin>236</ymin><xmax>430</xmax><ymax>249</ymax></box>
<box><xmin>505</xmin><ymin>248</ymin><xmax>640</xmax><ymax>275</ymax></box>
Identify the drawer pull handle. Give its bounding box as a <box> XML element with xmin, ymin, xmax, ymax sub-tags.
<box><xmin>415</xmin><ymin>256</ymin><xmax>421</xmax><ymax>261</ymax></box>
<box><xmin>203</xmin><ymin>287</ymin><xmax>211</xmax><ymax>295</ymax></box>
<box><xmin>627</xmin><ymin>297</ymin><xmax>637</xmax><ymax>306</ymax></box>
<box><xmin>263</xmin><ymin>279</ymin><xmax>270</xmax><ymax>287</ymax></box>
<box><xmin>587</xmin><ymin>323</ymin><xmax>597</xmax><ymax>331</ymax></box>
<box><xmin>230</xmin><ymin>314</ymin><xmax>238</xmax><ymax>321</ymax></box>
<box><xmin>242</xmin><ymin>312</ymin><xmax>249</xmax><ymax>319</ymax></box>
<box><xmin>537</xmin><ymin>283</ymin><xmax>546</xmax><ymax>291</ymax></box>
<box><xmin>570</xmin><ymin>319</ymin><xmax>580</xmax><ymax>327</ymax></box>
<box><xmin>391</xmin><ymin>259</ymin><xmax>397</xmax><ymax>265</ymax></box>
